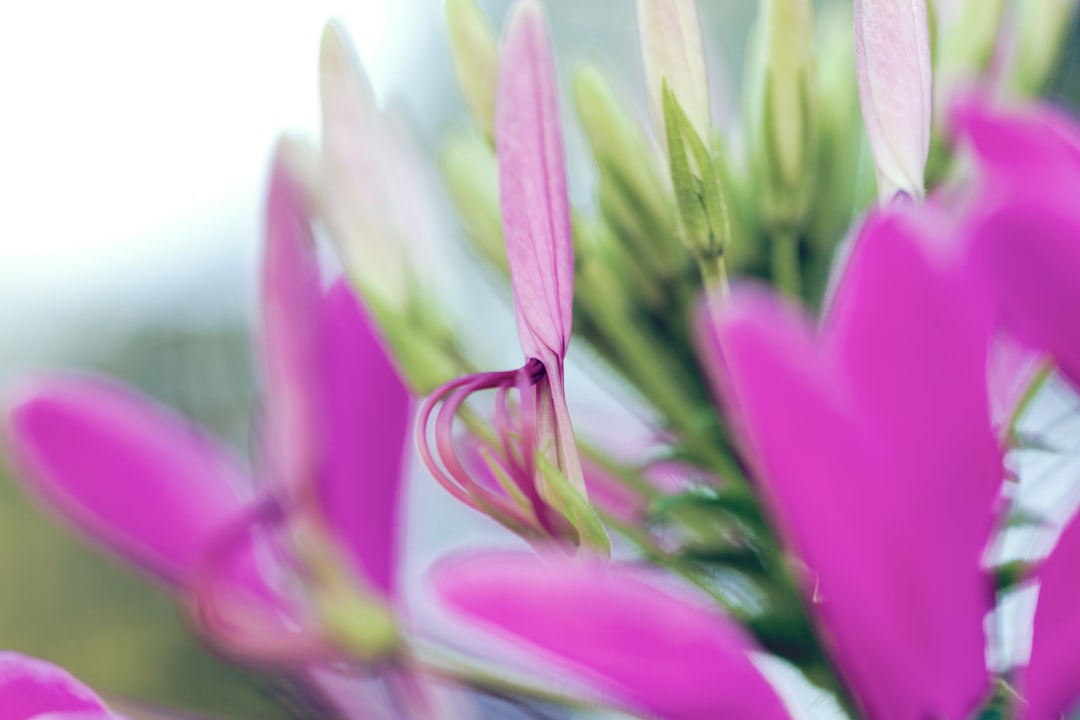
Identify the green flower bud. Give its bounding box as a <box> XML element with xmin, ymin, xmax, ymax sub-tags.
<box><xmin>573</xmin><ymin>64</ymin><xmax>681</xmax><ymax>277</ymax></box>
<box><xmin>446</xmin><ymin>0</ymin><xmax>499</xmax><ymax>142</ymax></box>
<box><xmin>439</xmin><ymin>127</ymin><xmax>507</xmax><ymax>275</ymax></box>
<box><xmin>663</xmin><ymin>83</ymin><xmax>730</xmax><ymax>270</ymax></box>
<box><xmin>1008</xmin><ymin>0</ymin><xmax>1079</xmax><ymax>96</ymax></box>
<box><xmin>745</xmin><ymin>0</ymin><xmax>816</xmax><ymax>229</ymax></box>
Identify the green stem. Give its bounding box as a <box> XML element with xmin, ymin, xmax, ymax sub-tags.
<box><xmin>771</xmin><ymin>228</ymin><xmax>801</xmax><ymax>298</ymax></box>
<box><xmin>696</xmin><ymin>252</ymin><xmax>730</xmax><ymax>298</ymax></box>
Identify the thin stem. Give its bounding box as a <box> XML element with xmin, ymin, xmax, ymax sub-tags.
<box><xmin>696</xmin><ymin>251</ymin><xmax>730</xmax><ymax>299</ymax></box>
<box><xmin>771</xmin><ymin>228</ymin><xmax>801</xmax><ymax>298</ymax></box>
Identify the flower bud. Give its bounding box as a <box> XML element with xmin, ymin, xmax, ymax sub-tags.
<box><xmin>573</xmin><ymin>64</ymin><xmax>681</xmax><ymax>276</ymax></box>
<box><xmin>664</xmin><ymin>84</ymin><xmax>730</xmax><ymax>266</ymax></box>
<box><xmin>1008</xmin><ymin>0</ymin><xmax>1079</xmax><ymax>96</ymax></box>
<box><xmin>637</xmin><ymin>0</ymin><xmax>710</xmax><ymax>149</ymax></box>
<box><xmin>855</xmin><ymin>0</ymin><xmax>933</xmax><ymax>202</ymax></box>
<box><xmin>439</xmin><ymin>128</ymin><xmax>507</xmax><ymax>274</ymax></box>
<box><xmin>446</xmin><ymin>0</ymin><xmax>499</xmax><ymax>141</ymax></box>
<box><xmin>746</xmin><ymin>0</ymin><xmax>816</xmax><ymax>227</ymax></box>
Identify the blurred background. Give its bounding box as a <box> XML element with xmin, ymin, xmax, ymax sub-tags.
<box><xmin>2</xmin><ymin>1</ymin><xmax>1080</xmax><ymax>717</ymax></box>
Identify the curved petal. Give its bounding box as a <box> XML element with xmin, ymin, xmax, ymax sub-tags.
<box><xmin>497</xmin><ymin>1</ymin><xmax>574</xmax><ymax>361</ymax></box>
<box><xmin>433</xmin><ymin>551</ymin><xmax>790</xmax><ymax>720</ymax></box>
<box><xmin>703</xmin><ymin>212</ymin><xmax>998</xmax><ymax>718</ymax></box>
<box><xmin>956</xmin><ymin>100</ymin><xmax>1080</xmax><ymax>391</ymax></box>
<box><xmin>0</xmin><ymin>652</ymin><xmax>114</xmax><ymax>719</ymax></box>
<box><xmin>317</xmin><ymin>279</ymin><xmax>410</xmax><ymax>598</ymax></box>
<box><xmin>261</xmin><ymin>143</ymin><xmax>325</xmax><ymax>497</ymax></box>
<box><xmin>1021</xmin><ymin>508</ymin><xmax>1080</xmax><ymax>718</ymax></box>
<box><xmin>4</xmin><ymin>374</ymin><xmax>254</xmax><ymax>588</ymax></box>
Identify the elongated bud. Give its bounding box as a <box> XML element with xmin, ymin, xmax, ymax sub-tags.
<box><xmin>573</xmin><ymin>64</ymin><xmax>681</xmax><ymax>276</ymax></box>
<box><xmin>439</xmin><ymin>128</ymin><xmax>507</xmax><ymax>274</ymax></box>
<box><xmin>446</xmin><ymin>0</ymin><xmax>499</xmax><ymax>141</ymax></box>
<box><xmin>855</xmin><ymin>0</ymin><xmax>932</xmax><ymax>202</ymax></box>
<box><xmin>663</xmin><ymin>83</ymin><xmax>729</xmax><ymax>266</ymax></box>
<box><xmin>746</xmin><ymin>0</ymin><xmax>816</xmax><ymax>227</ymax></box>
<box><xmin>637</xmin><ymin>0</ymin><xmax>710</xmax><ymax>148</ymax></box>
<box><xmin>1008</xmin><ymin>0</ymin><xmax>1079</xmax><ymax>96</ymax></box>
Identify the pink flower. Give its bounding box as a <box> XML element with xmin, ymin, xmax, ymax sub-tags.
<box><xmin>701</xmin><ymin>210</ymin><xmax>1002</xmax><ymax>717</ymax></box>
<box><xmin>702</xmin><ymin>98</ymin><xmax>1080</xmax><ymax>713</ymax></box>
<box><xmin>432</xmin><ymin>551</ymin><xmax>789</xmax><ymax>719</ymax></box>
<box><xmin>3</xmin><ymin>144</ymin><xmax>411</xmax><ymax>662</ymax></box>
<box><xmin>952</xmin><ymin>95</ymin><xmax>1080</xmax><ymax>719</ymax></box>
<box><xmin>0</xmin><ymin>652</ymin><xmax>119</xmax><ymax>720</ymax></box>
<box><xmin>418</xmin><ymin>2</ymin><xmax>597</xmax><ymax>548</ymax></box>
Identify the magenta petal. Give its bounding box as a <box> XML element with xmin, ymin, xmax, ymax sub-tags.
<box><xmin>434</xmin><ymin>551</ymin><xmax>790</xmax><ymax>720</ymax></box>
<box><xmin>987</xmin><ymin>333</ymin><xmax>1045</xmax><ymax>432</ymax></box>
<box><xmin>956</xmin><ymin>102</ymin><xmax>1080</xmax><ymax>391</ymax></box>
<box><xmin>261</xmin><ymin>144</ymin><xmax>325</xmax><ymax>495</ymax></box>
<box><xmin>317</xmin><ymin>279</ymin><xmax>410</xmax><ymax>598</ymax></box>
<box><xmin>5</xmin><ymin>375</ymin><xmax>254</xmax><ymax>588</ymax></box>
<box><xmin>0</xmin><ymin>652</ymin><xmax>114</xmax><ymax>720</ymax></box>
<box><xmin>828</xmin><ymin>212</ymin><xmax>1001</xmax><ymax>558</ymax></box>
<box><xmin>706</xmin><ymin>213</ymin><xmax>998</xmax><ymax>718</ymax></box>
<box><xmin>497</xmin><ymin>1</ymin><xmax>574</xmax><ymax>361</ymax></box>
<box><xmin>1021</xmin><ymin>509</ymin><xmax>1080</xmax><ymax>718</ymax></box>
<box><xmin>827</xmin><ymin>214</ymin><xmax>998</xmax><ymax>714</ymax></box>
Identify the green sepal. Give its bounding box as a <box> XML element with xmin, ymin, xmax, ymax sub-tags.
<box><xmin>662</xmin><ymin>82</ymin><xmax>729</xmax><ymax>263</ymax></box>
<box><xmin>537</xmin><ymin>454</ymin><xmax>611</xmax><ymax>557</ymax></box>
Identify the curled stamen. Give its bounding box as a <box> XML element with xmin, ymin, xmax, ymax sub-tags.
<box><xmin>417</xmin><ymin>360</ymin><xmax>558</xmax><ymax>538</ymax></box>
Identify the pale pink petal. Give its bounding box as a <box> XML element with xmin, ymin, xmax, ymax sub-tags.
<box><xmin>1021</xmin><ymin>508</ymin><xmax>1080</xmax><ymax>718</ymax></box>
<box><xmin>4</xmin><ymin>375</ymin><xmax>254</xmax><ymax>588</ymax></box>
<box><xmin>317</xmin><ymin>279</ymin><xmax>410</xmax><ymax>598</ymax></box>
<box><xmin>497</xmin><ymin>1</ymin><xmax>574</xmax><ymax>361</ymax></box>
<box><xmin>704</xmin><ymin>212</ymin><xmax>998</xmax><ymax>717</ymax></box>
<box><xmin>434</xmin><ymin>551</ymin><xmax>790</xmax><ymax>720</ymax></box>
<box><xmin>0</xmin><ymin>652</ymin><xmax>114</xmax><ymax>720</ymax></box>
<box><xmin>855</xmin><ymin>0</ymin><xmax>933</xmax><ymax>200</ymax></box>
<box><xmin>260</xmin><ymin>144</ymin><xmax>325</xmax><ymax>497</ymax></box>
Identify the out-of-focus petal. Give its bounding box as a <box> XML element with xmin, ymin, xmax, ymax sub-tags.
<box><xmin>317</xmin><ymin>279</ymin><xmax>410</xmax><ymax>598</ymax></box>
<box><xmin>497</xmin><ymin>1</ymin><xmax>574</xmax><ymax>362</ymax></box>
<box><xmin>433</xmin><ymin>551</ymin><xmax>790</xmax><ymax>720</ymax></box>
<box><xmin>854</xmin><ymin>0</ymin><xmax>932</xmax><ymax>201</ymax></box>
<box><xmin>703</xmin><ymin>212</ymin><xmax>998</xmax><ymax>717</ymax></box>
<box><xmin>1021</xmin><ymin>509</ymin><xmax>1080</xmax><ymax>718</ymax></box>
<box><xmin>261</xmin><ymin>144</ymin><xmax>325</xmax><ymax>497</ymax></box>
<box><xmin>0</xmin><ymin>652</ymin><xmax>114</xmax><ymax>720</ymax></box>
<box><xmin>954</xmin><ymin>99</ymin><xmax>1080</xmax><ymax>391</ymax></box>
<box><xmin>317</xmin><ymin>21</ymin><xmax>408</xmax><ymax>309</ymax></box>
<box><xmin>4</xmin><ymin>375</ymin><xmax>254</xmax><ymax>588</ymax></box>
